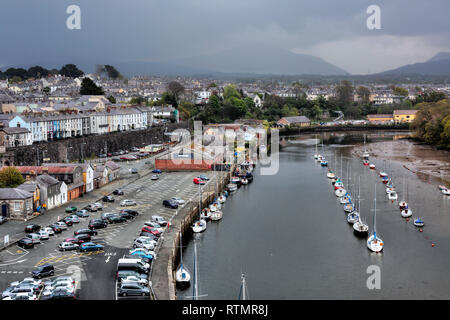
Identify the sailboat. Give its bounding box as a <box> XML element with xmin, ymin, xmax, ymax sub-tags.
<box><xmin>353</xmin><ymin>179</ymin><xmax>369</xmax><ymax>236</ymax></box>
<box><xmin>367</xmin><ymin>185</ymin><xmax>384</xmax><ymax>253</ymax></box>
<box><xmin>189</xmin><ymin>241</ymin><xmax>206</xmax><ymax>300</ymax></box>
<box><xmin>347</xmin><ymin>179</ymin><xmax>361</xmax><ymax>223</ymax></box>
<box><xmin>363</xmin><ymin>134</ymin><xmax>370</xmax><ymax>161</ymax></box>
<box><xmin>238</xmin><ymin>274</ymin><xmax>249</xmax><ymax>300</ymax></box>
<box><xmin>314</xmin><ymin>135</ymin><xmax>321</xmax><ymax>160</ymax></box>
<box><xmin>399</xmin><ymin>177</ymin><xmax>408</xmax><ymax>210</ymax></box>
<box><xmin>175</xmin><ymin>232</ymin><xmax>191</xmax><ymax>289</ymax></box>
<box><xmin>320</xmin><ymin>138</ymin><xmax>328</xmax><ymax>166</ymax></box>
<box><xmin>388</xmin><ymin>190</ymin><xmax>398</xmax><ymax>201</ymax></box>
<box><xmin>414</xmin><ymin>218</ymin><xmax>424</xmax><ymax>227</ymax></box>
<box><xmin>192</xmin><ymin>184</ymin><xmax>207</xmax><ymax>233</ymax></box>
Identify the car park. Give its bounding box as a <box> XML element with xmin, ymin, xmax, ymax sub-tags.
<box><xmin>119</xmin><ymin>283</ymin><xmax>150</xmax><ymax>297</ymax></box>
<box><xmin>88</xmin><ymin>219</ymin><xmax>107</xmax><ymax>230</ymax></box>
<box><xmin>17</xmin><ymin>238</ymin><xmax>34</xmax><ymax>249</ymax></box>
<box><xmin>25</xmin><ymin>233</ymin><xmax>41</xmax><ymax>244</ymax></box>
<box><xmin>102</xmin><ymin>195</ymin><xmax>115</xmax><ymax>202</ymax></box>
<box><xmin>120</xmin><ymin>199</ymin><xmax>136</xmax><ymax>207</ymax></box>
<box><xmin>74</xmin><ymin>210</ymin><xmax>90</xmax><ymax>217</ymax></box>
<box><xmin>65</xmin><ymin>206</ymin><xmax>77</xmax><ymax>213</ymax></box>
<box><xmin>113</xmin><ymin>189</ymin><xmax>124</xmax><ymax>195</ymax></box>
<box><xmin>58</xmin><ymin>241</ymin><xmax>79</xmax><ymax>251</ymax></box>
<box><xmin>151</xmin><ymin>215</ymin><xmax>168</xmax><ymax>226</ymax></box>
<box><xmin>9</xmin><ymin>286</ymin><xmax>36</xmax><ymax>300</ymax></box>
<box><xmin>79</xmin><ymin>242</ymin><xmax>103</xmax><ymax>252</ymax></box>
<box><xmin>31</xmin><ymin>264</ymin><xmax>54</xmax><ymax>279</ymax></box>
<box><xmin>24</xmin><ymin>224</ymin><xmax>41</xmax><ymax>233</ymax></box>
<box><xmin>163</xmin><ymin>199</ymin><xmax>178</xmax><ymax>209</ymax></box>
<box><xmin>74</xmin><ymin>228</ymin><xmax>98</xmax><ymax>236</ymax></box>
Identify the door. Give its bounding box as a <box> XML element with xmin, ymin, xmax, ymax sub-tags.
<box><xmin>1</xmin><ymin>204</ymin><xmax>7</xmax><ymax>218</ymax></box>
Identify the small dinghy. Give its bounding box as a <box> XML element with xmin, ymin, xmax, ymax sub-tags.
<box><xmin>320</xmin><ymin>159</ymin><xmax>328</xmax><ymax>167</ymax></box>
<box><xmin>240</xmin><ymin>178</ymin><xmax>248</xmax><ymax>185</ymax></box>
<box><xmin>388</xmin><ymin>191</ymin><xmax>398</xmax><ymax>200</ymax></box>
<box><xmin>209</xmin><ymin>203</ymin><xmax>218</xmax><ymax>212</ymax></box>
<box><xmin>228</xmin><ymin>184</ymin><xmax>238</xmax><ymax>192</ymax></box>
<box><xmin>344</xmin><ymin>203</ymin><xmax>355</xmax><ymax>213</ymax></box>
<box><xmin>399</xmin><ymin>201</ymin><xmax>408</xmax><ymax>210</ymax></box>
<box><xmin>335</xmin><ymin>188</ymin><xmax>346</xmax><ymax>197</ymax></box>
<box><xmin>386</xmin><ymin>186</ymin><xmax>394</xmax><ymax>194</ymax></box>
<box><xmin>442</xmin><ymin>188</ymin><xmax>450</xmax><ymax>195</ymax></box>
<box><xmin>218</xmin><ymin>195</ymin><xmax>227</xmax><ymax>203</ymax></box>
<box><xmin>347</xmin><ymin>211</ymin><xmax>360</xmax><ymax>224</ymax></box>
<box><xmin>438</xmin><ymin>185</ymin><xmax>446</xmax><ymax>191</ymax></box>
<box><xmin>363</xmin><ymin>160</ymin><xmax>370</xmax><ymax>166</ymax></box>
<box><xmin>369</xmin><ymin>164</ymin><xmax>376</xmax><ymax>170</ymax></box>
<box><xmin>379</xmin><ymin>171</ymin><xmax>388</xmax><ymax>178</ymax></box>
<box><xmin>413</xmin><ymin>218</ymin><xmax>424</xmax><ymax>227</ymax></box>
<box><xmin>367</xmin><ymin>185</ymin><xmax>384</xmax><ymax>253</ymax></box>
<box><xmin>340</xmin><ymin>195</ymin><xmax>351</xmax><ymax>205</ymax></box>
<box><xmin>231</xmin><ymin>177</ymin><xmax>241</xmax><ymax>185</ymax></box>
<box><xmin>382</xmin><ymin>176</ymin><xmax>389</xmax><ymax>184</ymax></box>
<box><xmin>201</xmin><ymin>208</ymin><xmax>211</xmax><ymax>221</ymax></box>
<box><xmin>210</xmin><ymin>210</ymin><xmax>223</xmax><ymax>221</ymax></box>
<box><xmin>353</xmin><ymin>219</ymin><xmax>369</xmax><ymax>236</ymax></box>
<box><xmin>401</xmin><ymin>208</ymin><xmax>413</xmax><ymax>218</ymax></box>
<box><xmin>327</xmin><ymin>171</ymin><xmax>336</xmax><ymax>179</ymax></box>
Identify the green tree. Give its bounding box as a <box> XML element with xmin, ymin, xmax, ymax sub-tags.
<box><xmin>0</xmin><ymin>167</ymin><xmax>25</xmax><ymax>188</ymax></box>
<box><xmin>42</xmin><ymin>86</ymin><xmax>51</xmax><ymax>95</ymax></box>
<box><xmin>107</xmin><ymin>95</ymin><xmax>116</xmax><ymax>104</ymax></box>
<box><xmin>356</xmin><ymin>86</ymin><xmax>371</xmax><ymax>104</ymax></box>
<box><xmin>167</xmin><ymin>81</ymin><xmax>185</xmax><ymax>105</ymax></box>
<box><xmin>80</xmin><ymin>77</ymin><xmax>104</xmax><ymax>95</ymax></box>
<box><xmin>60</xmin><ymin>64</ymin><xmax>84</xmax><ymax>78</ymax></box>
<box><xmin>27</xmin><ymin>66</ymin><xmax>49</xmax><ymax>78</ymax></box>
<box><xmin>335</xmin><ymin>80</ymin><xmax>354</xmax><ymax>109</ymax></box>
<box><xmin>393</xmin><ymin>87</ymin><xmax>409</xmax><ymax>97</ymax></box>
<box><xmin>223</xmin><ymin>85</ymin><xmax>241</xmax><ymax>100</ymax></box>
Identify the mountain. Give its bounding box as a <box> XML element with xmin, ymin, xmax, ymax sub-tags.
<box><xmin>378</xmin><ymin>52</ymin><xmax>450</xmax><ymax>76</ymax></box>
<box><xmin>170</xmin><ymin>45</ymin><xmax>348</xmax><ymax>76</ymax></box>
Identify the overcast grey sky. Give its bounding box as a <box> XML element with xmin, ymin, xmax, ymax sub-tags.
<box><xmin>1</xmin><ymin>0</ymin><xmax>449</xmax><ymax>74</ymax></box>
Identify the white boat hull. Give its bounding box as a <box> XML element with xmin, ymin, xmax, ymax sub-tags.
<box><xmin>347</xmin><ymin>212</ymin><xmax>360</xmax><ymax>224</ymax></box>
<box><xmin>335</xmin><ymin>189</ymin><xmax>346</xmax><ymax>197</ymax></box>
<box><xmin>401</xmin><ymin>209</ymin><xmax>412</xmax><ymax>218</ymax></box>
<box><xmin>176</xmin><ymin>266</ymin><xmax>191</xmax><ymax>288</ymax></box>
<box><xmin>367</xmin><ymin>235</ymin><xmax>384</xmax><ymax>252</ymax></box>
<box><xmin>388</xmin><ymin>192</ymin><xmax>398</xmax><ymax>200</ymax></box>
<box><xmin>192</xmin><ymin>220</ymin><xmax>207</xmax><ymax>233</ymax></box>
<box><xmin>210</xmin><ymin>211</ymin><xmax>223</xmax><ymax>221</ymax></box>
<box><xmin>353</xmin><ymin>221</ymin><xmax>369</xmax><ymax>235</ymax></box>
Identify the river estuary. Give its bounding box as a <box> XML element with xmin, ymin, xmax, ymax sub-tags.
<box><xmin>177</xmin><ymin>131</ymin><xmax>450</xmax><ymax>300</ymax></box>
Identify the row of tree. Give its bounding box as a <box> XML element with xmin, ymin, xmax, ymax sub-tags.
<box><xmin>411</xmin><ymin>99</ymin><xmax>450</xmax><ymax>150</ymax></box>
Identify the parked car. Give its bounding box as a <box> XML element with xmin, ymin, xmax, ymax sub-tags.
<box><xmin>85</xmin><ymin>204</ymin><xmax>98</xmax><ymax>212</ymax></box>
<box><xmin>119</xmin><ymin>212</ymin><xmax>134</xmax><ymax>220</ymax></box>
<box><xmin>59</xmin><ymin>217</ymin><xmax>73</xmax><ymax>227</ymax></box>
<box><xmin>133</xmin><ymin>237</ymin><xmax>157</xmax><ymax>250</ymax></box>
<box><xmin>151</xmin><ymin>215</ymin><xmax>168</xmax><ymax>226</ymax></box>
<box><xmin>103</xmin><ymin>195</ymin><xmax>115</xmax><ymax>202</ymax></box>
<box><xmin>143</xmin><ymin>221</ymin><xmax>163</xmax><ymax>233</ymax></box>
<box><xmin>65</xmin><ymin>206</ymin><xmax>77</xmax><ymax>213</ymax></box>
<box><xmin>25</xmin><ymin>233</ymin><xmax>41</xmax><ymax>244</ymax></box>
<box><xmin>41</xmin><ymin>227</ymin><xmax>55</xmax><ymax>236</ymax></box>
<box><xmin>120</xmin><ymin>209</ymin><xmax>139</xmax><ymax>216</ymax></box>
<box><xmin>107</xmin><ymin>214</ymin><xmax>126</xmax><ymax>224</ymax></box>
<box><xmin>74</xmin><ymin>228</ymin><xmax>98</xmax><ymax>236</ymax></box>
<box><xmin>88</xmin><ymin>219</ymin><xmax>107</xmax><ymax>230</ymax></box>
<box><xmin>93</xmin><ymin>202</ymin><xmax>103</xmax><ymax>210</ymax></box>
<box><xmin>130</xmin><ymin>147</ymin><xmax>140</xmax><ymax>152</ymax></box>
<box><xmin>99</xmin><ymin>153</ymin><xmax>107</xmax><ymax>158</ymax></box>
<box><xmin>18</xmin><ymin>238</ymin><xmax>34</xmax><ymax>249</ymax></box>
<box><xmin>74</xmin><ymin>210</ymin><xmax>89</xmax><ymax>218</ymax></box>
<box><xmin>122</xmin><ymin>275</ymin><xmax>148</xmax><ymax>286</ymax></box>
<box><xmin>63</xmin><ymin>237</ymin><xmax>84</xmax><ymax>245</ymax></box>
<box><xmin>119</xmin><ymin>283</ymin><xmax>150</xmax><ymax>297</ymax></box>
<box><xmin>197</xmin><ymin>175</ymin><xmax>209</xmax><ymax>181</ymax></box>
<box><xmin>163</xmin><ymin>199</ymin><xmax>179</xmax><ymax>209</ymax></box>
<box><xmin>120</xmin><ymin>199</ymin><xmax>136</xmax><ymax>207</ymax></box>
<box><xmin>24</xmin><ymin>224</ymin><xmax>40</xmax><ymax>233</ymax></box>
<box><xmin>67</xmin><ymin>215</ymin><xmax>81</xmax><ymax>223</ymax></box>
<box><xmin>193</xmin><ymin>177</ymin><xmax>205</xmax><ymax>185</ymax></box>
<box><xmin>151</xmin><ymin>175</ymin><xmax>159</xmax><ymax>180</ymax></box>
<box><xmin>152</xmin><ymin>169</ymin><xmax>162</xmax><ymax>174</ymax></box>
<box><xmin>131</xmin><ymin>168</ymin><xmax>138</xmax><ymax>174</ymax></box>
<box><xmin>48</xmin><ymin>224</ymin><xmax>63</xmax><ymax>234</ymax></box>
<box><xmin>79</xmin><ymin>242</ymin><xmax>103</xmax><ymax>252</ymax></box>
<box><xmin>0</xmin><ymin>216</ymin><xmax>7</xmax><ymax>224</ymax></box>
<box><xmin>75</xmin><ymin>234</ymin><xmax>91</xmax><ymax>242</ymax></box>
<box><xmin>58</xmin><ymin>241</ymin><xmax>79</xmax><ymax>251</ymax></box>
<box><xmin>116</xmin><ymin>270</ymin><xmax>147</xmax><ymax>282</ymax></box>
<box><xmin>38</xmin><ymin>230</ymin><xmax>50</xmax><ymax>240</ymax></box>
<box><xmin>171</xmin><ymin>197</ymin><xmax>185</xmax><ymax>205</ymax></box>
<box><xmin>113</xmin><ymin>189</ymin><xmax>124</xmax><ymax>195</ymax></box>
<box><xmin>141</xmin><ymin>226</ymin><xmax>161</xmax><ymax>237</ymax></box>
<box><xmin>128</xmin><ymin>250</ymin><xmax>154</xmax><ymax>261</ymax></box>
<box><xmin>101</xmin><ymin>212</ymin><xmax>115</xmax><ymax>221</ymax></box>
<box><xmin>31</xmin><ymin>264</ymin><xmax>54</xmax><ymax>279</ymax></box>
<box><xmin>54</xmin><ymin>222</ymin><xmax>68</xmax><ymax>231</ymax></box>
<box><xmin>42</xmin><ymin>287</ymin><xmax>75</xmax><ymax>300</ymax></box>
<box><xmin>44</xmin><ymin>276</ymin><xmax>75</xmax><ymax>287</ymax></box>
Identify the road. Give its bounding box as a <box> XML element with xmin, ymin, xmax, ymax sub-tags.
<box><xmin>0</xmin><ymin>168</ymin><xmax>221</xmax><ymax>300</ymax></box>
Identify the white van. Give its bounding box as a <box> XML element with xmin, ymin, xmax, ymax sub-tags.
<box><xmin>151</xmin><ymin>215</ymin><xmax>167</xmax><ymax>226</ymax></box>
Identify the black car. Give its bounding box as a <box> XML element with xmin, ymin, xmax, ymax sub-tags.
<box><xmin>74</xmin><ymin>228</ymin><xmax>98</xmax><ymax>236</ymax></box>
<box><xmin>18</xmin><ymin>238</ymin><xmax>34</xmax><ymax>249</ymax></box>
<box><xmin>59</xmin><ymin>218</ymin><xmax>73</xmax><ymax>227</ymax></box>
<box><xmin>102</xmin><ymin>195</ymin><xmax>115</xmax><ymax>202</ymax></box>
<box><xmin>88</xmin><ymin>219</ymin><xmax>107</xmax><ymax>230</ymax></box>
<box><xmin>108</xmin><ymin>215</ymin><xmax>127</xmax><ymax>224</ymax></box>
<box><xmin>120</xmin><ymin>209</ymin><xmax>139</xmax><ymax>216</ymax></box>
<box><xmin>31</xmin><ymin>264</ymin><xmax>54</xmax><ymax>279</ymax></box>
<box><xmin>24</xmin><ymin>224</ymin><xmax>40</xmax><ymax>233</ymax></box>
<box><xmin>163</xmin><ymin>199</ymin><xmax>178</xmax><ymax>209</ymax></box>
<box><xmin>48</xmin><ymin>224</ymin><xmax>63</xmax><ymax>234</ymax></box>
<box><xmin>74</xmin><ymin>234</ymin><xmax>91</xmax><ymax>242</ymax></box>
<box><xmin>119</xmin><ymin>212</ymin><xmax>134</xmax><ymax>220</ymax></box>
<box><xmin>113</xmin><ymin>189</ymin><xmax>124</xmax><ymax>195</ymax></box>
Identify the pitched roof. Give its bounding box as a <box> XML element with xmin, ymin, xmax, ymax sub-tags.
<box><xmin>393</xmin><ymin>110</ymin><xmax>417</xmax><ymax>116</ymax></box>
<box><xmin>36</xmin><ymin>174</ymin><xmax>60</xmax><ymax>186</ymax></box>
<box><xmin>0</xmin><ymin>188</ymin><xmax>33</xmax><ymax>200</ymax></box>
<box><xmin>280</xmin><ymin>116</ymin><xmax>311</xmax><ymax>123</ymax></box>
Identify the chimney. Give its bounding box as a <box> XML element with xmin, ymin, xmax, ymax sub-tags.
<box><xmin>42</xmin><ymin>167</ymin><xmax>49</xmax><ymax>174</ymax></box>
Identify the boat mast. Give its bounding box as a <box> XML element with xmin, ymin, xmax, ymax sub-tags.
<box><xmin>373</xmin><ymin>184</ymin><xmax>377</xmax><ymax>239</ymax></box>
<box><xmin>179</xmin><ymin>232</ymin><xmax>183</xmax><ymax>268</ymax></box>
<box><xmin>238</xmin><ymin>274</ymin><xmax>248</xmax><ymax>300</ymax></box>
<box><xmin>192</xmin><ymin>241</ymin><xmax>198</xmax><ymax>300</ymax></box>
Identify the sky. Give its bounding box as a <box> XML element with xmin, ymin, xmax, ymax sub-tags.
<box><xmin>0</xmin><ymin>0</ymin><xmax>449</xmax><ymax>74</ymax></box>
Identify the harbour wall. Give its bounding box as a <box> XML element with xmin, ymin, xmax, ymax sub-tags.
<box><xmin>150</xmin><ymin>170</ymin><xmax>231</xmax><ymax>300</ymax></box>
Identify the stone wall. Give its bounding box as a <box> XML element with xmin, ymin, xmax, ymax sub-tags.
<box><xmin>8</xmin><ymin>122</ymin><xmax>188</xmax><ymax>166</ymax></box>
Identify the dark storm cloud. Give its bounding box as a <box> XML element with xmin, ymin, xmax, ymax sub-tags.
<box><xmin>0</xmin><ymin>0</ymin><xmax>449</xmax><ymax>73</ymax></box>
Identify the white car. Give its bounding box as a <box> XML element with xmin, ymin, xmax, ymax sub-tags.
<box><xmin>25</xmin><ymin>233</ymin><xmax>41</xmax><ymax>244</ymax></box>
<box><xmin>38</xmin><ymin>230</ymin><xmax>50</xmax><ymax>240</ymax></box>
<box><xmin>55</xmin><ymin>221</ymin><xmax>68</xmax><ymax>230</ymax></box>
<box><xmin>122</xmin><ymin>276</ymin><xmax>148</xmax><ymax>286</ymax></box>
<box><xmin>120</xmin><ymin>199</ymin><xmax>136</xmax><ymax>207</ymax></box>
<box><xmin>171</xmin><ymin>197</ymin><xmax>185</xmax><ymax>205</ymax></box>
<box><xmin>151</xmin><ymin>215</ymin><xmax>167</xmax><ymax>226</ymax></box>
<box><xmin>41</xmin><ymin>227</ymin><xmax>55</xmax><ymax>236</ymax></box>
<box><xmin>58</xmin><ymin>241</ymin><xmax>79</xmax><ymax>251</ymax></box>
<box><xmin>10</xmin><ymin>278</ymin><xmax>42</xmax><ymax>288</ymax></box>
<box><xmin>44</xmin><ymin>280</ymin><xmax>74</xmax><ymax>292</ymax></box>
<box><xmin>13</xmin><ymin>292</ymin><xmax>36</xmax><ymax>300</ymax></box>
<box><xmin>94</xmin><ymin>202</ymin><xmax>103</xmax><ymax>210</ymax></box>
<box><xmin>42</xmin><ymin>285</ymin><xmax>74</xmax><ymax>298</ymax></box>
<box><xmin>133</xmin><ymin>237</ymin><xmax>157</xmax><ymax>250</ymax></box>
<box><xmin>44</xmin><ymin>276</ymin><xmax>75</xmax><ymax>287</ymax></box>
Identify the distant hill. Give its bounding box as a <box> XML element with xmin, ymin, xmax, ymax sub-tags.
<box><xmin>378</xmin><ymin>52</ymin><xmax>450</xmax><ymax>76</ymax></box>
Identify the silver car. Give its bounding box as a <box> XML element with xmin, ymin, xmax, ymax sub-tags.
<box><xmin>120</xmin><ymin>200</ymin><xmax>136</xmax><ymax>207</ymax></box>
<box><xmin>25</xmin><ymin>233</ymin><xmax>41</xmax><ymax>244</ymax></box>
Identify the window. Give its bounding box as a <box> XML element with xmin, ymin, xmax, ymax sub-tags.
<box><xmin>14</xmin><ymin>201</ymin><xmax>20</xmax><ymax>211</ymax></box>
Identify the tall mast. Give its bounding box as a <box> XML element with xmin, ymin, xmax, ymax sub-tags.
<box><xmin>238</xmin><ymin>274</ymin><xmax>248</xmax><ymax>300</ymax></box>
<box><xmin>192</xmin><ymin>241</ymin><xmax>198</xmax><ymax>300</ymax></box>
<box><xmin>373</xmin><ymin>184</ymin><xmax>377</xmax><ymax>239</ymax></box>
